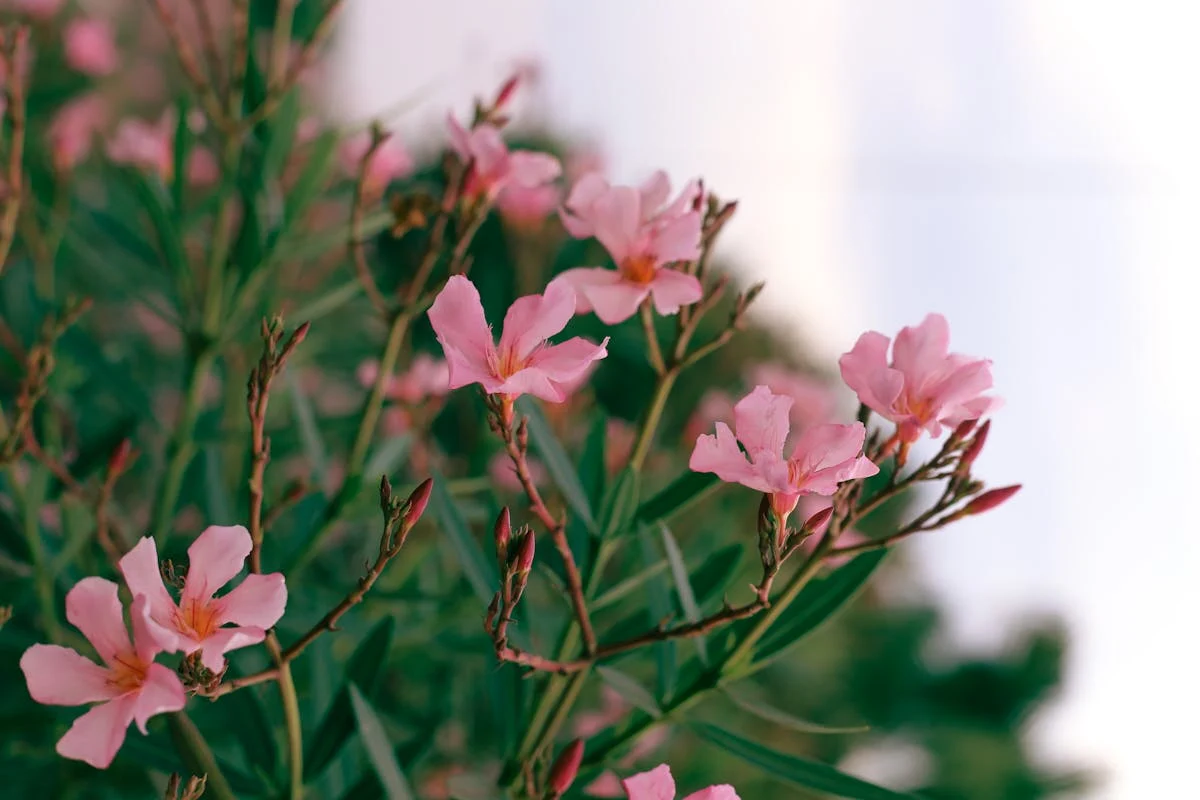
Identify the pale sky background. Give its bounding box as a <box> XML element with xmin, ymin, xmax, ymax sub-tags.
<box><xmin>337</xmin><ymin>2</ymin><xmax>1200</xmax><ymax>797</ymax></box>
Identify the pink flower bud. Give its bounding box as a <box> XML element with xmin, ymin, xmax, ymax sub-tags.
<box><xmin>951</xmin><ymin>419</ymin><xmax>977</xmax><ymax>442</ymax></box>
<box><xmin>960</xmin><ymin>420</ymin><xmax>991</xmax><ymax>470</ymax></box>
<box><xmin>403</xmin><ymin>478</ymin><xmax>433</xmax><ymax>527</ymax></box>
<box><xmin>963</xmin><ymin>484</ymin><xmax>1021</xmax><ymax>515</ymax></box>
<box><xmin>547</xmin><ymin>739</ymin><xmax>585</xmax><ymax>797</ymax></box>
<box><xmin>515</xmin><ymin>530</ymin><xmax>535</xmax><ymax>574</ymax></box>
<box><xmin>801</xmin><ymin>505</ymin><xmax>834</xmax><ymax>534</ymax></box>
<box><xmin>107</xmin><ymin>438</ymin><xmax>134</xmax><ymax>476</ymax></box>
<box><xmin>494</xmin><ymin>507</ymin><xmax>511</xmax><ymax>564</ymax></box>
<box><xmin>493</xmin><ymin>74</ymin><xmax>520</xmax><ymax>110</ymax></box>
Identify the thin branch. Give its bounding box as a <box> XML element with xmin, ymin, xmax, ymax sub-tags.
<box><xmin>187</xmin><ymin>0</ymin><xmax>226</xmax><ymax>96</ymax></box>
<box><xmin>349</xmin><ymin>128</ymin><xmax>391</xmax><ymax>317</ymax></box>
<box><xmin>146</xmin><ymin>0</ymin><xmax>231</xmax><ymax>133</ymax></box>
<box><xmin>0</xmin><ymin>26</ymin><xmax>30</xmax><ymax>277</ymax></box>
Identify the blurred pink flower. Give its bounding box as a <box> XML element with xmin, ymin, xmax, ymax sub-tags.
<box><xmin>340</xmin><ymin>131</ymin><xmax>414</xmax><ymax>196</ymax></box>
<box><xmin>186</xmin><ymin>147</ymin><xmax>219</xmax><ymax>186</ymax></box>
<box><xmin>49</xmin><ymin>93</ymin><xmax>108</xmax><ymax>171</ymax></box>
<box><xmin>559</xmin><ymin>172</ymin><xmax>703</xmax><ymax>323</ymax></box>
<box><xmin>497</xmin><ymin>182</ymin><xmax>561</xmax><ymax>230</ymax></box>
<box><xmin>839</xmin><ymin>313</ymin><xmax>999</xmax><ymax>443</ymax></box>
<box><xmin>747</xmin><ymin>364</ymin><xmax>835</xmax><ymax>431</ymax></box>
<box><xmin>576</xmin><ymin>687</ymin><xmax>669</xmax><ymax>797</ymax></box>
<box><xmin>11</xmin><ymin>0</ymin><xmax>63</xmax><ymax>19</ymax></box>
<box><xmin>428</xmin><ymin>275</ymin><xmax>608</xmax><ymax>403</ymax></box>
<box><xmin>606</xmin><ymin>419</ymin><xmax>635</xmax><ymax>475</ymax></box>
<box><xmin>64</xmin><ymin>19</ymin><xmax>118</xmax><ymax>77</ymax></box>
<box><xmin>621</xmin><ymin>765</ymin><xmax>739</xmax><ymax>800</ymax></box>
<box><xmin>490</xmin><ymin>450</ymin><xmax>546</xmax><ymax>492</ymax></box>
<box><xmin>684</xmin><ymin>389</ymin><xmax>736</xmax><ymax>444</ymax></box>
<box><xmin>20</xmin><ymin>578</ymin><xmax>186</xmax><ymax>769</ymax></box>
<box><xmin>107</xmin><ymin>111</ymin><xmax>219</xmax><ymax>186</ymax></box>
<box><xmin>358</xmin><ymin>353</ymin><xmax>451</xmax><ymax>404</ymax></box>
<box><xmin>446</xmin><ymin>114</ymin><xmax>561</xmax><ymax>199</ymax></box>
<box><xmin>690</xmin><ymin>385</ymin><xmax>877</xmax><ymax>518</ymax></box>
<box><xmin>119</xmin><ymin>525</ymin><xmax>287</xmax><ymax>672</ymax></box>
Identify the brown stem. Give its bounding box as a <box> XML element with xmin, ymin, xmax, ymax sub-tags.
<box><xmin>187</xmin><ymin>0</ymin><xmax>226</xmax><ymax>96</ymax></box>
<box><xmin>0</xmin><ymin>27</ymin><xmax>29</xmax><ymax>278</ymax></box>
<box><xmin>349</xmin><ymin>131</ymin><xmax>391</xmax><ymax>317</ymax></box>
<box><xmin>146</xmin><ymin>0</ymin><xmax>231</xmax><ymax>134</ymax></box>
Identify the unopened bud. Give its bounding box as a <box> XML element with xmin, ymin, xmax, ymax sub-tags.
<box><xmin>801</xmin><ymin>505</ymin><xmax>834</xmax><ymax>534</ymax></box>
<box><xmin>494</xmin><ymin>507</ymin><xmax>512</xmax><ymax>567</ymax></box>
<box><xmin>402</xmin><ymin>478</ymin><xmax>433</xmax><ymax>527</ymax></box>
<box><xmin>962</xmin><ymin>484</ymin><xmax>1021</xmax><ymax>516</ymax></box>
<box><xmin>107</xmin><ymin>438</ymin><xmax>134</xmax><ymax>475</ymax></box>
<box><xmin>485</xmin><ymin>593</ymin><xmax>500</xmax><ymax>632</ymax></box>
<box><xmin>494</xmin><ymin>74</ymin><xmax>520</xmax><ymax>110</ymax></box>
<box><xmin>756</xmin><ymin>494</ymin><xmax>773</xmax><ymax>536</ymax></box>
<box><xmin>547</xmin><ymin>738</ymin><xmax>585</xmax><ymax>797</ymax></box>
<box><xmin>951</xmin><ymin>419</ymin><xmax>977</xmax><ymax>442</ymax></box>
<box><xmin>514</xmin><ymin>530</ymin><xmax>536</xmax><ymax>574</ymax></box>
<box><xmin>960</xmin><ymin>420</ymin><xmax>991</xmax><ymax>471</ymax></box>
<box><xmin>379</xmin><ymin>474</ymin><xmax>393</xmax><ymax>514</ymax></box>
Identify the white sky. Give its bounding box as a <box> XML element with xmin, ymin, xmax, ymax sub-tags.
<box><xmin>339</xmin><ymin>2</ymin><xmax>1200</xmax><ymax>796</ymax></box>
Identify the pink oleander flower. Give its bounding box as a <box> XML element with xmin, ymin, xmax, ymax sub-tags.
<box><xmin>340</xmin><ymin>131</ymin><xmax>414</xmax><ymax>195</ymax></box>
<box><xmin>11</xmin><ymin>0</ymin><xmax>63</xmax><ymax>18</ymax></box>
<box><xmin>558</xmin><ymin>171</ymin><xmax>704</xmax><ymax>324</ymax></box>
<box><xmin>358</xmin><ymin>353</ymin><xmax>451</xmax><ymax>405</ymax></box>
<box><xmin>690</xmin><ymin>385</ymin><xmax>878</xmax><ymax>518</ymax></box>
<box><xmin>748</xmin><ymin>364</ymin><xmax>835</xmax><ymax>431</ymax></box>
<box><xmin>839</xmin><ymin>313</ymin><xmax>999</xmax><ymax>443</ymax></box>
<box><xmin>107</xmin><ymin>112</ymin><xmax>219</xmax><ymax>186</ymax></box>
<box><xmin>49</xmin><ymin>93</ymin><xmax>108</xmax><ymax>171</ymax></box>
<box><xmin>119</xmin><ymin>525</ymin><xmax>287</xmax><ymax>672</ymax></box>
<box><xmin>497</xmin><ymin>181</ymin><xmax>561</xmax><ymax>230</ymax></box>
<box><xmin>576</xmin><ymin>687</ymin><xmax>669</xmax><ymax>797</ymax></box>
<box><xmin>622</xmin><ymin>764</ymin><xmax>739</xmax><ymax>800</ymax></box>
<box><xmin>446</xmin><ymin>114</ymin><xmax>561</xmax><ymax>200</ymax></box>
<box><xmin>428</xmin><ymin>275</ymin><xmax>608</xmax><ymax>403</ymax></box>
<box><xmin>20</xmin><ymin>578</ymin><xmax>186</xmax><ymax>768</ymax></box>
<box><xmin>64</xmin><ymin>19</ymin><xmax>118</xmax><ymax>77</ymax></box>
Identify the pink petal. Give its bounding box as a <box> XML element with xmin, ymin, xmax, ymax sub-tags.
<box><xmin>733</xmin><ymin>386</ymin><xmax>793</xmax><ymax>461</ymax></box>
<box><xmin>930</xmin><ymin>359</ymin><xmax>994</xmax><ymax>413</ymax></box>
<box><xmin>791</xmin><ymin>422</ymin><xmax>868</xmax><ymax>474</ymax></box>
<box><xmin>467</xmin><ymin>124</ymin><xmax>509</xmax><ymax>178</ymax></box>
<box><xmin>65</xmin><ymin>578</ymin><xmax>132</xmax><ymax>666</ymax></box>
<box><xmin>557</xmin><ymin>267</ymin><xmax>620</xmax><ymax>315</ymax></box>
<box><xmin>892</xmin><ymin>313</ymin><xmax>950</xmax><ymax>384</ymax></box>
<box><xmin>507</xmin><ymin>150</ymin><xmax>562</xmax><ymax>188</ymax></box>
<box><xmin>648</xmin><ymin>269</ymin><xmax>703</xmax><ymax>316</ymax></box>
<box><xmin>129</xmin><ymin>594</ymin><xmax>174</xmax><ymax>663</ymax></box>
<box><xmin>428</xmin><ymin>276</ymin><xmax>497</xmax><ymax>389</ymax></box>
<box><xmin>197</xmin><ymin>627</ymin><xmax>267</xmax><ymax>672</ymax></box>
<box><xmin>650</xmin><ymin>212</ymin><xmax>703</xmax><ymax>264</ymax></box>
<box><xmin>682</xmin><ymin>787</ymin><xmax>740</xmax><ymax>800</ymax></box>
<box><xmin>130</xmin><ymin>663</ymin><xmax>186</xmax><ymax>734</ymax></box>
<box><xmin>56</xmin><ymin>695</ymin><xmax>136</xmax><ymax>769</ymax></box>
<box><xmin>498</xmin><ymin>277</ymin><xmax>576</xmax><ymax>363</ymax></box>
<box><xmin>561</xmin><ymin>172</ymin><xmax>610</xmax><ymax>237</ymax></box>
<box><xmin>181</xmin><ymin>525</ymin><xmax>251</xmax><ymax>606</ymax></box>
<box><xmin>445</xmin><ymin>113</ymin><xmax>472</xmax><ymax>160</ymax></box>
<box><xmin>526</xmin><ymin>336</ymin><xmax>609</xmax><ymax>392</ymax></box>
<box><xmin>217</xmin><ymin>573</ymin><xmax>287</xmax><ymax>630</ymax></box>
<box><xmin>657</xmin><ymin>179</ymin><xmax>703</xmax><ymax>221</ymax></box>
<box><xmin>118</xmin><ymin>537</ymin><xmax>178</xmax><ymax>630</ymax></box>
<box><xmin>638</xmin><ymin>170</ymin><xmax>672</xmax><ymax>218</ymax></box>
<box><xmin>591</xmin><ymin>187</ymin><xmax>641</xmax><ymax>264</ymax></box>
<box><xmin>495</xmin><ymin>368</ymin><xmax>563</xmax><ymax>402</ymax></box>
<box><xmin>839</xmin><ymin>332</ymin><xmax>904</xmax><ymax>414</ymax></box>
<box><xmin>622</xmin><ymin>764</ymin><xmax>676</xmax><ymax>800</ymax></box>
<box><xmin>20</xmin><ymin>644</ymin><xmax>116</xmax><ymax>706</ymax></box>
<box><xmin>689</xmin><ymin>423</ymin><xmax>773</xmax><ymax>492</ymax></box>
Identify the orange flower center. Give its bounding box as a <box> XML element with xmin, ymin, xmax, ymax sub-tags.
<box><xmin>896</xmin><ymin>390</ymin><xmax>934</xmax><ymax>423</ymax></box>
<box><xmin>107</xmin><ymin>653</ymin><xmax>148</xmax><ymax>694</ymax></box>
<box><xmin>492</xmin><ymin>346</ymin><xmax>526</xmax><ymax>380</ymax></box>
<box><xmin>786</xmin><ymin>460</ymin><xmax>808</xmax><ymax>488</ymax></box>
<box><xmin>620</xmin><ymin>254</ymin><xmax>658</xmax><ymax>285</ymax></box>
<box><xmin>175</xmin><ymin>596</ymin><xmax>222</xmax><ymax>640</ymax></box>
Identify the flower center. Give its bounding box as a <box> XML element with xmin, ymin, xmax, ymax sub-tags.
<box><xmin>896</xmin><ymin>389</ymin><xmax>934</xmax><ymax>423</ymax></box>
<box><xmin>786</xmin><ymin>460</ymin><xmax>809</xmax><ymax>489</ymax></box>
<box><xmin>490</xmin><ymin>346</ymin><xmax>527</xmax><ymax>380</ymax></box>
<box><xmin>175</xmin><ymin>596</ymin><xmax>222</xmax><ymax>639</ymax></box>
<box><xmin>107</xmin><ymin>653</ymin><xmax>148</xmax><ymax>694</ymax></box>
<box><xmin>620</xmin><ymin>254</ymin><xmax>658</xmax><ymax>285</ymax></box>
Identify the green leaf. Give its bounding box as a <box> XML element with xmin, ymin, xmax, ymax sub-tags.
<box><xmin>122</xmin><ymin>169</ymin><xmax>189</xmax><ymax>284</ymax></box>
<box><xmin>428</xmin><ymin>467</ymin><xmax>496</xmax><ymax>604</ymax></box>
<box><xmin>749</xmin><ymin>551</ymin><xmax>887</xmax><ymax>670</ymax></box>
<box><xmin>724</xmin><ymin>689</ymin><xmax>868</xmax><ymax>734</ymax></box>
<box><xmin>263</xmin><ymin>89</ymin><xmax>302</xmax><ymax>179</ymax></box>
<box><xmin>691</xmin><ymin>723</ymin><xmax>918</xmax><ymax>799</ymax></box>
<box><xmin>305</xmin><ymin>618</ymin><xmax>396</xmax><ymax>780</ymax></box>
<box><xmin>596</xmin><ymin>666</ymin><xmax>662</xmax><ymax>719</ymax></box>
<box><xmin>285</xmin><ymin>370</ymin><xmax>328</xmax><ymax>478</ymax></box>
<box><xmin>225</xmin><ymin>683</ymin><xmax>281</xmax><ymax>786</ymax></box>
<box><xmin>364</xmin><ymin>435</ymin><xmax>413</xmax><ymax>483</ymax></box>
<box><xmin>349</xmin><ymin>684</ymin><xmax>415</xmax><ymax>800</ymax></box>
<box><xmin>204</xmin><ymin>445</ymin><xmax>235</xmax><ymax>524</ymax></box>
<box><xmin>636</xmin><ymin>471</ymin><xmax>721</xmax><ymax>526</ymax></box>
<box><xmin>290</xmin><ymin>280</ymin><xmax>364</xmax><ymax>323</ymax></box>
<box><xmin>591</xmin><ymin>559</ymin><xmax>669</xmax><ymax>612</ymax></box>
<box><xmin>636</xmin><ymin>526</ymin><xmax>676</xmax><ymax>701</ymax></box>
<box><xmin>599</xmin><ymin>467</ymin><xmax>640</xmax><ymax>539</ymax></box>
<box><xmin>515</xmin><ymin>397</ymin><xmax>596</xmax><ymax>533</ymax></box>
<box><xmin>284</xmin><ymin>130</ymin><xmax>338</xmax><ymax>225</ymax></box>
<box><xmin>170</xmin><ymin>95</ymin><xmax>192</xmax><ymax>212</ymax></box>
<box><xmin>577</xmin><ymin>412</ymin><xmax>608</xmax><ymax>510</ymax></box>
<box><xmin>122</xmin><ymin>728</ymin><xmax>262</xmax><ymax>795</ymax></box>
<box><xmin>659</xmin><ymin>522</ymin><xmax>707</xmax><ymax>664</ymax></box>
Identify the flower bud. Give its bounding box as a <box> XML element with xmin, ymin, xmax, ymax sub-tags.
<box><xmin>801</xmin><ymin>505</ymin><xmax>834</xmax><ymax>534</ymax></box>
<box><xmin>959</xmin><ymin>420</ymin><xmax>991</xmax><ymax>471</ymax></box>
<box><xmin>380</xmin><ymin>474</ymin><xmax>393</xmax><ymax>513</ymax></box>
<box><xmin>493</xmin><ymin>74</ymin><xmax>520</xmax><ymax>110</ymax></box>
<box><xmin>950</xmin><ymin>419</ymin><xmax>977</xmax><ymax>443</ymax></box>
<box><xmin>514</xmin><ymin>530</ymin><xmax>536</xmax><ymax>574</ymax></box>
<box><xmin>402</xmin><ymin>478</ymin><xmax>433</xmax><ymax>527</ymax></box>
<box><xmin>547</xmin><ymin>738</ymin><xmax>585</xmax><ymax>798</ymax></box>
<box><xmin>962</xmin><ymin>484</ymin><xmax>1021</xmax><ymax>516</ymax></box>
<box><xmin>494</xmin><ymin>507</ymin><xmax>512</xmax><ymax>567</ymax></box>
<box><xmin>107</xmin><ymin>438</ymin><xmax>134</xmax><ymax>475</ymax></box>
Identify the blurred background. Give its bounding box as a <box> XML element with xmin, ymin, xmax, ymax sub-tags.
<box><xmin>335</xmin><ymin>2</ymin><xmax>1200</xmax><ymax>798</ymax></box>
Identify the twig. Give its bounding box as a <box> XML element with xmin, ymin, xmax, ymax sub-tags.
<box><xmin>0</xmin><ymin>26</ymin><xmax>30</xmax><ymax>277</ymax></box>
<box><xmin>349</xmin><ymin>126</ymin><xmax>391</xmax><ymax>317</ymax></box>
<box><xmin>187</xmin><ymin>0</ymin><xmax>226</xmax><ymax>96</ymax></box>
<box><xmin>146</xmin><ymin>0</ymin><xmax>231</xmax><ymax>134</ymax></box>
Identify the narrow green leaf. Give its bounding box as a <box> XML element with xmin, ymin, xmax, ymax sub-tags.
<box><xmin>349</xmin><ymin>684</ymin><xmax>415</xmax><ymax>800</ymax></box>
<box><xmin>591</xmin><ymin>559</ymin><xmax>669</xmax><ymax>612</ymax></box>
<box><xmin>515</xmin><ymin>397</ymin><xmax>596</xmax><ymax>533</ymax></box>
<box><xmin>749</xmin><ymin>551</ymin><xmax>887</xmax><ymax>670</ymax></box>
<box><xmin>596</xmin><ymin>666</ymin><xmax>662</xmax><ymax>719</ymax></box>
<box><xmin>290</xmin><ymin>280</ymin><xmax>364</xmax><ymax>323</ymax></box>
<box><xmin>122</xmin><ymin>728</ymin><xmax>262</xmax><ymax>795</ymax></box>
<box><xmin>599</xmin><ymin>467</ymin><xmax>640</xmax><ymax>539</ymax></box>
<box><xmin>204</xmin><ymin>445</ymin><xmax>235</xmax><ymax>524</ymax></box>
<box><xmin>225</xmin><ymin>684</ymin><xmax>281</xmax><ymax>785</ymax></box>
<box><xmin>659</xmin><ymin>522</ymin><xmax>707</xmax><ymax>664</ymax></box>
<box><xmin>122</xmin><ymin>169</ymin><xmax>189</xmax><ymax>282</ymax></box>
<box><xmin>577</xmin><ymin>412</ymin><xmax>608</xmax><ymax>510</ymax></box>
<box><xmin>724</xmin><ymin>689</ymin><xmax>868</xmax><ymax>734</ymax></box>
<box><xmin>364</xmin><ymin>435</ymin><xmax>413</xmax><ymax>483</ymax></box>
<box><xmin>636</xmin><ymin>526</ymin><xmax>676</xmax><ymax>701</ymax></box>
<box><xmin>636</xmin><ymin>471</ymin><xmax>721</xmax><ymax>526</ymax></box>
<box><xmin>428</xmin><ymin>467</ymin><xmax>496</xmax><ymax>604</ymax></box>
<box><xmin>691</xmin><ymin>723</ymin><xmax>918</xmax><ymax>800</ymax></box>
<box><xmin>263</xmin><ymin>89</ymin><xmax>301</xmax><ymax>179</ymax></box>
<box><xmin>285</xmin><ymin>370</ymin><xmax>328</xmax><ymax>478</ymax></box>
<box><xmin>305</xmin><ymin>618</ymin><xmax>396</xmax><ymax>780</ymax></box>
<box><xmin>170</xmin><ymin>95</ymin><xmax>191</xmax><ymax>212</ymax></box>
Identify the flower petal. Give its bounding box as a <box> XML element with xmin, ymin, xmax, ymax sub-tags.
<box><xmin>130</xmin><ymin>663</ymin><xmax>186</xmax><ymax>734</ymax></box>
<box><xmin>622</xmin><ymin>764</ymin><xmax>676</xmax><ymax>800</ymax></box>
<box><xmin>892</xmin><ymin>313</ymin><xmax>950</xmax><ymax>384</ymax></box>
<box><xmin>118</xmin><ymin>536</ymin><xmax>177</xmax><ymax>629</ymax></box>
<box><xmin>65</xmin><ymin>577</ymin><xmax>132</xmax><ymax>666</ymax></box>
<box><xmin>733</xmin><ymin>386</ymin><xmax>792</xmax><ymax>461</ymax></box>
<box><xmin>638</xmin><ymin>170</ymin><xmax>672</xmax><ymax>218</ymax></box>
<box><xmin>129</xmin><ymin>594</ymin><xmax>175</xmax><ymax>663</ymax></box>
<box><xmin>56</xmin><ymin>695</ymin><xmax>136</xmax><ymax>769</ymax></box>
<box><xmin>498</xmin><ymin>277</ymin><xmax>576</xmax><ymax>362</ymax></box>
<box><xmin>648</xmin><ymin>269</ymin><xmax>703</xmax><ymax>316</ymax></box>
<box><xmin>507</xmin><ymin>150</ymin><xmax>561</xmax><ymax>188</ymax></box>
<box><xmin>181</xmin><ymin>525</ymin><xmax>251</xmax><ymax>606</ymax></box>
<box><xmin>683</xmin><ymin>787</ymin><xmax>740</xmax><ymax>800</ymax></box>
<box><xmin>527</xmin><ymin>336</ymin><xmax>609</xmax><ymax>390</ymax></box>
<box><xmin>591</xmin><ymin>186</ymin><xmax>641</xmax><ymax>264</ymax></box>
<box><xmin>428</xmin><ymin>275</ymin><xmax>496</xmax><ymax>389</ymax></box>
<box><xmin>650</xmin><ymin>212</ymin><xmax>702</xmax><ymax>264</ymax></box>
<box><xmin>196</xmin><ymin>627</ymin><xmax>267</xmax><ymax>672</ymax></box>
<box><xmin>839</xmin><ymin>331</ymin><xmax>904</xmax><ymax>415</ymax></box>
<box><xmin>217</xmin><ymin>572</ymin><xmax>287</xmax><ymax>630</ymax></box>
<box><xmin>791</xmin><ymin>422</ymin><xmax>868</xmax><ymax>474</ymax></box>
<box><xmin>689</xmin><ymin>422</ymin><xmax>772</xmax><ymax>493</ymax></box>
<box><xmin>445</xmin><ymin>113</ymin><xmax>471</xmax><ymax>160</ymax></box>
<box><xmin>557</xmin><ymin>266</ymin><xmax>624</xmax><ymax>315</ymax></box>
<box><xmin>20</xmin><ymin>644</ymin><xmax>116</xmax><ymax>706</ymax></box>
